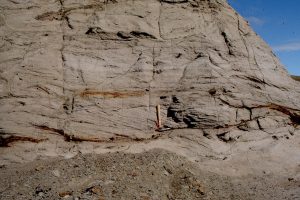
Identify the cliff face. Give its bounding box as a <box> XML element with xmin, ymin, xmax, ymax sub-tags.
<box><xmin>0</xmin><ymin>0</ymin><xmax>300</xmax><ymax>161</ymax></box>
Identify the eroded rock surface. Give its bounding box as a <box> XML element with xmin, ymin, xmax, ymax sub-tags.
<box><xmin>0</xmin><ymin>0</ymin><xmax>300</xmax><ymax>168</ymax></box>
<box><xmin>1</xmin><ymin>1</ymin><xmax>300</xmax><ymax>199</ymax></box>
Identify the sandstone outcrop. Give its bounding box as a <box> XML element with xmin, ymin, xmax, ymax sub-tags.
<box><xmin>0</xmin><ymin>0</ymin><xmax>299</xmax><ymax>166</ymax></box>
<box><xmin>1</xmin><ymin>0</ymin><xmax>300</xmax><ymax>199</ymax></box>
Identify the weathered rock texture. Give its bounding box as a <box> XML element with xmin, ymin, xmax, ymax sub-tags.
<box><xmin>0</xmin><ymin>0</ymin><xmax>300</xmax><ymax>161</ymax></box>
<box><xmin>1</xmin><ymin>1</ymin><xmax>300</xmax><ymax>199</ymax></box>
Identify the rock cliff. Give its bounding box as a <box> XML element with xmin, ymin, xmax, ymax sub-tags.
<box><xmin>0</xmin><ymin>0</ymin><xmax>300</xmax><ymax>165</ymax></box>
<box><xmin>1</xmin><ymin>0</ymin><xmax>300</xmax><ymax>199</ymax></box>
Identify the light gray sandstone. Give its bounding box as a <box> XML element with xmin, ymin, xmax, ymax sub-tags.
<box><xmin>0</xmin><ymin>0</ymin><xmax>300</xmax><ymax>176</ymax></box>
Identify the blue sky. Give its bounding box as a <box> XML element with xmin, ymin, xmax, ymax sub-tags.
<box><xmin>228</xmin><ymin>0</ymin><xmax>300</xmax><ymax>75</ymax></box>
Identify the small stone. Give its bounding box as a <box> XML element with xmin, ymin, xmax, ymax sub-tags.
<box><xmin>59</xmin><ymin>191</ymin><xmax>73</xmax><ymax>198</ymax></box>
<box><xmin>190</xmin><ymin>179</ymin><xmax>205</xmax><ymax>195</ymax></box>
<box><xmin>85</xmin><ymin>185</ymin><xmax>104</xmax><ymax>196</ymax></box>
<box><xmin>91</xmin><ymin>186</ymin><xmax>103</xmax><ymax>195</ymax></box>
<box><xmin>38</xmin><ymin>192</ymin><xmax>44</xmax><ymax>197</ymax></box>
<box><xmin>52</xmin><ymin>169</ymin><xmax>60</xmax><ymax>177</ymax></box>
<box><xmin>35</xmin><ymin>166</ymin><xmax>43</xmax><ymax>171</ymax></box>
<box><xmin>35</xmin><ymin>186</ymin><xmax>45</xmax><ymax>196</ymax></box>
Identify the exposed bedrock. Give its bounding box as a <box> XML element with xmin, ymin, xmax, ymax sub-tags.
<box><xmin>0</xmin><ymin>0</ymin><xmax>300</xmax><ymax>150</ymax></box>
